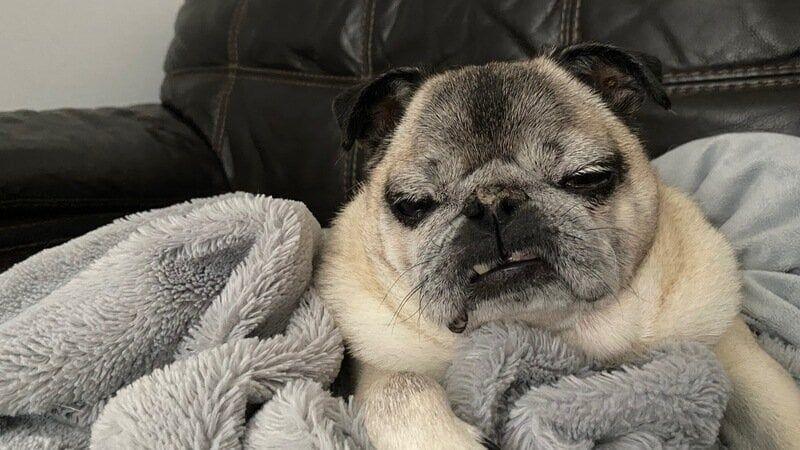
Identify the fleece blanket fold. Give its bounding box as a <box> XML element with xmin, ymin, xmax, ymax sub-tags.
<box><xmin>0</xmin><ymin>194</ymin><xmax>356</xmax><ymax>448</ymax></box>
<box><xmin>1</xmin><ymin>132</ymin><xmax>799</xmax><ymax>449</ymax></box>
<box><xmin>445</xmin><ymin>323</ymin><xmax>730</xmax><ymax>449</ymax></box>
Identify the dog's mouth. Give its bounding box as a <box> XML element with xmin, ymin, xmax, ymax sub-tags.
<box><xmin>446</xmin><ymin>250</ymin><xmax>554</xmax><ymax>334</ymax></box>
<box><xmin>468</xmin><ymin>250</ymin><xmax>551</xmax><ymax>284</ymax></box>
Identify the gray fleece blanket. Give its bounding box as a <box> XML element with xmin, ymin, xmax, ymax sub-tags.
<box><xmin>1</xmin><ymin>132</ymin><xmax>798</xmax><ymax>449</ymax></box>
<box><xmin>0</xmin><ymin>194</ymin><xmax>359</xmax><ymax>448</ymax></box>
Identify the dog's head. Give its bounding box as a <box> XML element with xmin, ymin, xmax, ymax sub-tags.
<box><xmin>333</xmin><ymin>43</ymin><xmax>670</xmax><ymax>333</ymax></box>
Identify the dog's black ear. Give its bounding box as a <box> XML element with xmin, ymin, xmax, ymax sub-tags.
<box><xmin>553</xmin><ymin>43</ymin><xmax>670</xmax><ymax>117</ymax></box>
<box><xmin>333</xmin><ymin>67</ymin><xmax>425</xmax><ymax>153</ymax></box>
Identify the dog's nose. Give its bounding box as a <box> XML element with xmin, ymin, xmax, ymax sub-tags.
<box><xmin>462</xmin><ymin>186</ymin><xmax>527</xmax><ymax>221</ymax></box>
<box><xmin>462</xmin><ymin>196</ymin><xmax>485</xmax><ymax>219</ymax></box>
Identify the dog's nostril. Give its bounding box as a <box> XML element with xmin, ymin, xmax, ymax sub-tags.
<box><xmin>462</xmin><ymin>197</ymin><xmax>484</xmax><ymax>219</ymax></box>
<box><xmin>499</xmin><ymin>197</ymin><xmax>521</xmax><ymax>216</ymax></box>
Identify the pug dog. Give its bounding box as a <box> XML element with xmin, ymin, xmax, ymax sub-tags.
<box><xmin>316</xmin><ymin>43</ymin><xmax>800</xmax><ymax>449</ymax></box>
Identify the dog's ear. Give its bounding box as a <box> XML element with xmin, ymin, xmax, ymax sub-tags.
<box><xmin>333</xmin><ymin>67</ymin><xmax>425</xmax><ymax>155</ymax></box>
<box><xmin>553</xmin><ymin>43</ymin><xmax>670</xmax><ymax>117</ymax></box>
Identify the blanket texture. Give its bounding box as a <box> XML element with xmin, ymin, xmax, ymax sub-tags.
<box><xmin>0</xmin><ymin>194</ymin><xmax>359</xmax><ymax>448</ymax></box>
<box><xmin>445</xmin><ymin>323</ymin><xmax>730</xmax><ymax>449</ymax></box>
<box><xmin>1</xmin><ymin>132</ymin><xmax>798</xmax><ymax>449</ymax></box>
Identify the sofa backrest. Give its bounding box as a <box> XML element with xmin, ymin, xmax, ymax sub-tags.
<box><xmin>161</xmin><ymin>0</ymin><xmax>800</xmax><ymax>223</ymax></box>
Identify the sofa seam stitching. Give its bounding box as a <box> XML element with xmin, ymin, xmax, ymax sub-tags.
<box><xmin>212</xmin><ymin>0</ymin><xmax>250</xmax><ymax>157</ymax></box>
<box><xmin>167</xmin><ymin>66</ymin><xmax>364</xmax><ymax>82</ymax></box>
<box><xmin>166</xmin><ymin>71</ymin><xmax>360</xmax><ymax>88</ymax></box>
<box><xmin>567</xmin><ymin>0</ymin><xmax>573</xmax><ymax>45</ymax></box>
<box><xmin>571</xmin><ymin>0</ymin><xmax>581</xmax><ymax>43</ymax></box>
<box><xmin>664</xmin><ymin>75</ymin><xmax>800</xmax><ymax>93</ymax></box>
<box><xmin>663</xmin><ymin>62</ymin><xmax>800</xmax><ymax>82</ymax></box>
<box><xmin>365</xmin><ymin>0</ymin><xmax>375</xmax><ymax>78</ymax></box>
<box><xmin>559</xmin><ymin>0</ymin><xmax>568</xmax><ymax>46</ymax></box>
<box><xmin>349</xmin><ymin>0</ymin><xmax>376</xmax><ymax>194</ymax></box>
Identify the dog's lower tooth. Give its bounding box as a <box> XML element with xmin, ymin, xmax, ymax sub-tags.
<box><xmin>473</xmin><ymin>263</ymin><xmax>490</xmax><ymax>275</ymax></box>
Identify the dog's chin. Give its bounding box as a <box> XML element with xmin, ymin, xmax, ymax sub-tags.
<box><xmin>464</xmin><ymin>283</ymin><xmax>577</xmax><ymax>331</ymax></box>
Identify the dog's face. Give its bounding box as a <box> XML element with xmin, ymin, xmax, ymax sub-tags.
<box><xmin>334</xmin><ymin>44</ymin><xmax>670</xmax><ymax>333</ymax></box>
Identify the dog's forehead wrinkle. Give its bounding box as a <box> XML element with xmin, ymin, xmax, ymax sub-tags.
<box><xmin>403</xmin><ymin>63</ymin><xmax>606</xmax><ymax>179</ymax></box>
<box><xmin>461</xmin><ymin>161</ymin><xmax>530</xmax><ymax>192</ymax></box>
<box><xmin>420</xmin><ymin>64</ymin><xmax>555</xmax><ymax>133</ymax></box>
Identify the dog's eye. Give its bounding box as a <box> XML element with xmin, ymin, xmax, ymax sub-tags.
<box><xmin>561</xmin><ymin>168</ymin><xmax>616</xmax><ymax>191</ymax></box>
<box><xmin>388</xmin><ymin>196</ymin><xmax>437</xmax><ymax>227</ymax></box>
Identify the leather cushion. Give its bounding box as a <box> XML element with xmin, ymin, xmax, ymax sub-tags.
<box><xmin>161</xmin><ymin>0</ymin><xmax>800</xmax><ymax>223</ymax></box>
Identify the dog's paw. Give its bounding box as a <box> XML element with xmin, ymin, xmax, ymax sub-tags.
<box><xmin>362</xmin><ymin>371</ymin><xmax>485</xmax><ymax>449</ymax></box>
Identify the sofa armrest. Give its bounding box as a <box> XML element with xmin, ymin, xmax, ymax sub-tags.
<box><xmin>0</xmin><ymin>104</ymin><xmax>230</xmax><ymax>270</ymax></box>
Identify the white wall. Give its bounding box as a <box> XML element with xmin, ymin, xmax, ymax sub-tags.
<box><xmin>0</xmin><ymin>1</ymin><xmax>183</xmax><ymax>111</ymax></box>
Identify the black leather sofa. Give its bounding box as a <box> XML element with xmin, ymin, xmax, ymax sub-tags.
<box><xmin>2</xmin><ymin>0</ymin><xmax>799</xmax><ymax>271</ymax></box>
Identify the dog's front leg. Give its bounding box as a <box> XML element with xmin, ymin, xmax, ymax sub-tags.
<box><xmin>356</xmin><ymin>363</ymin><xmax>486</xmax><ymax>450</ymax></box>
<box><xmin>714</xmin><ymin>316</ymin><xmax>800</xmax><ymax>449</ymax></box>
